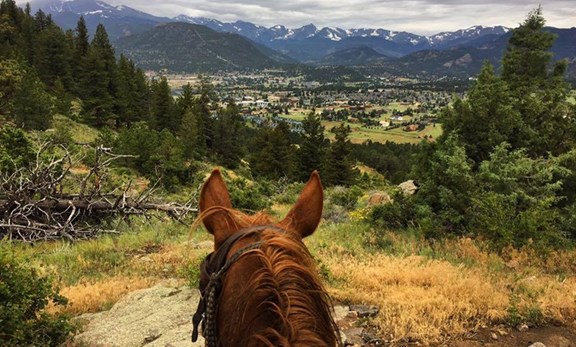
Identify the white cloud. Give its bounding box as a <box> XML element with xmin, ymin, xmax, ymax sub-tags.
<box><xmin>22</xmin><ymin>0</ymin><xmax>575</xmax><ymax>34</ymax></box>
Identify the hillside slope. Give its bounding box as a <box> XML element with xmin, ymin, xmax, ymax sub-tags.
<box><xmin>114</xmin><ymin>22</ymin><xmax>280</xmax><ymax>72</ymax></box>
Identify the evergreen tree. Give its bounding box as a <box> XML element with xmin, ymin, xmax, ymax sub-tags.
<box><xmin>115</xmin><ymin>54</ymin><xmax>133</xmax><ymax>125</ymax></box>
<box><xmin>115</xmin><ymin>122</ymin><xmax>159</xmax><ymax>175</ymax></box>
<box><xmin>213</xmin><ymin>99</ymin><xmax>244</xmax><ymax>168</ymax></box>
<box><xmin>195</xmin><ymin>76</ymin><xmax>217</xmax><ymax>150</ymax></box>
<box><xmin>79</xmin><ymin>24</ymin><xmax>119</xmax><ymax>127</ymax></box>
<box><xmin>0</xmin><ymin>5</ymin><xmax>20</xmax><ymax>57</ymax></box>
<box><xmin>12</xmin><ymin>69</ymin><xmax>53</xmax><ymax>130</ymax></box>
<box><xmin>177</xmin><ymin>83</ymin><xmax>194</xmax><ymax>116</ymax></box>
<box><xmin>500</xmin><ymin>7</ymin><xmax>575</xmax><ymax>156</ymax></box>
<box><xmin>410</xmin><ymin>8</ymin><xmax>576</xmax><ymax>245</ymax></box>
<box><xmin>154</xmin><ymin>129</ymin><xmax>188</xmax><ymax>188</ymax></box>
<box><xmin>178</xmin><ymin>78</ymin><xmax>217</xmax><ymax>158</ymax></box>
<box><xmin>74</xmin><ymin>16</ymin><xmax>89</xmax><ymax>62</ymax></box>
<box><xmin>250</xmin><ymin>121</ymin><xmax>296</xmax><ymax>180</ymax></box>
<box><xmin>80</xmin><ymin>46</ymin><xmax>114</xmax><ymax>127</ymax></box>
<box><xmin>72</xmin><ymin>16</ymin><xmax>89</xmax><ymax>96</ymax></box>
<box><xmin>0</xmin><ymin>58</ymin><xmax>25</xmax><ymax>115</ymax></box>
<box><xmin>0</xmin><ymin>124</ymin><xmax>35</xmax><ymax>174</ymax></box>
<box><xmin>299</xmin><ymin>111</ymin><xmax>327</xmax><ymax>181</ymax></box>
<box><xmin>179</xmin><ymin>106</ymin><xmax>201</xmax><ymax>160</ymax></box>
<box><xmin>441</xmin><ymin>62</ymin><xmax>521</xmax><ymax>164</ymax></box>
<box><xmin>33</xmin><ymin>23</ymin><xmax>73</xmax><ymax>89</ymax></box>
<box><xmin>150</xmin><ymin>76</ymin><xmax>176</xmax><ymax>132</ymax></box>
<box><xmin>33</xmin><ymin>9</ymin><xmax>47</xmax><ymax>31</ymax></box>
<box><xmin>91</xmin><ymin>24</ymin><xmax>119</xmax><ymax>123</ymax></box>
<box><xmin>323</xmin><ymin>123</ymin><xmax>356</xmax><ymax>186</ymax></box>
<box><xmin>52</xmin><ymin>77</ymin><xmax>71</xmax><ymax>116</ymax></box>
<box><xmin>132</xmin><ymin>66</ymin><xmax>151</xmax><ymax>122</ymax></box>
<box><xmin>19</xmin><ymin>4</ymin><xmax>35</xmax><ymax>64</ymax></box>
<box><xmin>116</xmin><ymin>57</ymin><xmax>150</xmax><ymax>124</ymax></box>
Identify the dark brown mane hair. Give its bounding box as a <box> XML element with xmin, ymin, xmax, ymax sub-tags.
<box><xmin>196</xmin><ymin>169</ymin><xmax>342</xmax><ymax>347</ymax></box>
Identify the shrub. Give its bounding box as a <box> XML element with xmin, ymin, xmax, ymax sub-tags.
<box><xmin>227</xmin><ymin>178</ymin><xmax>273</xmax><ymax>212</ymax></box>
<box><xmin>274</xmin><ymin>181</ymin><xmax>304</xmax><ymax>205</ymax></box>
<box><xmin>0</xmin><ymin>247</ymin><xmax>76</xmax><ymax>346</ymax></box>
<box><xmin>329</xmin><ymin>185</ymin><xmax>363</xmax><ymax>210</ymax></box>
<box><xmin>0</xmin><ymin>125</ymin><xmax>35</xmax><ymax>174</ymax></box>
<box><xmin>369</xmin><ymin>192</ymin><xmax>417</xmax><ymax>229</ymax></box>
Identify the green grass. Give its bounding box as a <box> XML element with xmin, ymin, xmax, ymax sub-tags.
<box><xmin>52</xmin><ymin>114</ymin><xmax>101</xmax><ymax>144</ymax></box>
<box><xmin>10</xmin><ymin>219</ymin><xmax>200</xmax><ymax>285</ymax></box>
<box><xmin>281</xmin><ymin>102</ymin><xmax>441</xmax><ymax>144</ymax></box>
<box><xmin>324</xmin><ymin>121</ymin><xmax>442</xmax><ymax>144</ymax></box>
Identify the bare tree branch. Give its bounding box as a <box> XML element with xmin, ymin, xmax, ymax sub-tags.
<box><xmin>0</xmin><ymin>143</ymin><xmax>197</xmax><ymax>242</ymax></box>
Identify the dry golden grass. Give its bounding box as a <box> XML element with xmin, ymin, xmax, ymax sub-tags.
<box><xmin>324</xmin><ymin>253</ymin><xmax>508</xmax><ymax>343</ymax></box>
<box><xmin>310</xmin><ymin>226</ymin><xmax>576</xmax><ymax>344</ymax></box>
<box><xmin>50</xmin><ymin>276</ymin><xmax>155</xmax><ymax>315</ymax></box>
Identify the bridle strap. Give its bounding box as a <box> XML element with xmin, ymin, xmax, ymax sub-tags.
<box><xmin>191</xmin><ymin>225</ymin><xmax>287</xmax><ymax>345</ymax></box>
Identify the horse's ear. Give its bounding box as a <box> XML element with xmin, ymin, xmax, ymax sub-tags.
<box><xmin>281</xmin><ymin>171</ymin><xmax>323</xmax><ymax>238</ymax></box>
<box><xmin>199</xmin><ymin>169</ymin><xmax>237</xmax><ymax>247</ymax></box>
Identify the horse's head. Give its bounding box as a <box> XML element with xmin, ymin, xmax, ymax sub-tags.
<box><xmin>193</xmin><ymin>169</ymin><xmax>340</xmax><ymax>347</ymax></box>
<box><xmin>199</xmin><ymin>168</ymin><xmax>323</xmax><ymax>247</ymax></box>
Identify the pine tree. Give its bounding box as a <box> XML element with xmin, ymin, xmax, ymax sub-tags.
<box><xmin>0</xmin><ymin>58</ymin><xmax>25</xmax><ymax>115</ymax></box>
<box><xmin>150</xmin><ymin>77</ymin><xmax>176</xmax><ymax>132</ymax></box>
<box><xmin>116</xmin><ymin>57</ymin><xmax>150</xmax><ymax>124</ymax></box>
<box><xmin>250</xmin><ymin>121</ymin><xmax>296</xmax><ymax>180</ymax></box>
<box><xmin>179</xmin><ymin>107</ymin><xmax>201</xmax><ymax>159</ymax></box>
<box><xmin>115</xmin><ymin>54</ymin><xmax>133</xmax><ymax>125</ymax></box>
<box><xmin>299</xmin><ymin>111</ymin><xmax>327</xmax><ymax>181</ymax></box>
<box><xmin>500</xmin><ymin>7</ymin><xmax>575</xmax><ymax>156</ymax></box>
<box><xmin>177</xmin><ymin>83</ymin><xmax>194</xmax><ymax>114</ymax></box>
<box><xmin>52</xmin><ymin>77</ymin><xmax>71</xmax><ymax>116</ymax></box>
<box><xmin>33</xmin><ymin>23</ymin><xmax>73</xmax><ymax>89</ymax></box>
<box><xmin>213</xmin><ymin>99</ymin><xmax>244</xmax><ymax>168</ymax></box>
<box><xmin>74</xmin><ymin>16</ymin><xmax>89</xmax><ymax>60</ymax></box>
<box><xmin>80</xmin><ymin>46</ymin><xmax>114</xmax><ymax>127</ymax></box>
<box><xmin>91</xmin><ymin>24</ymin><xmax>119</xmax><ymax>123</ymax></box>
<box><xmin>19</xmin><ymin>4</ymin><xmax>36</xmax><ymax>64</ymax></box>
<box><xmin>79</xmin><ymin>24</ymin><xmax>118</xmax><ymax>126</ymax></box>
<box><xmin>72</xmin><ymin>16</ymin><xmax>89</xmax><ymax>96</ymax></box>
<box><xmin>441</xmin><ymin>62</ymin><xmax>522</xmax><ymax>164</ymax></box>
<box><xmin>195</xmin><ymin>76</ymin><xmax>217</xmax><ymax>150</ymax></box>
<box><xmin>0</xmin><ymin>2</ymin><xmax>20</xmax><ymax>57</ymax></box>
<box><xmin>323</xmin><ymin>123</ymin><xmax>356</xmax><ymax>186</ymax></box>
<box><xmin>13</xmin><ymin>70</ymin><xmax>53</xmax><ymax>130</ymax></box>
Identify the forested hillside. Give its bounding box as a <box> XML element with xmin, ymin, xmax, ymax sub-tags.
<box><xmin>114</xmin><ymin>22</ymin><xmax>281</xmax><ymax>72</ymax></box>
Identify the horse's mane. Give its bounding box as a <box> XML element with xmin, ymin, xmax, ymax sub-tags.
<box><xmin>195</xmin><ymin>207</ymin><xmax>341</xmax><ymax>347</ymax></box>
<box><xmin>244</xmin><ymin>230</ymin><xmax>340</xmax><ymax>346</ymax></box>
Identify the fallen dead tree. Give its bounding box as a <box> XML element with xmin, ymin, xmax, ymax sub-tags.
<box><xmin>0</xmin><ymin>143</ymin><xmax>197</xmax><ymax>242</ymax></box>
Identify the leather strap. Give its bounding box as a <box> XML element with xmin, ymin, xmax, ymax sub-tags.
<box><xmin>191</xmin><ymin>224</ymin><xmax>287</xmax><ymax>343</ymax></box>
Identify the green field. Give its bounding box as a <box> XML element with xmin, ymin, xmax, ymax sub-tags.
<box><xmin>282</xmin><ymin>103</ymin><xmax>441</xmax><ymax>144</ymax></box>
<box><xmin>324</xmin><ymin>121</ymin><xmax>442</xmax><ymax>144</ymax></box>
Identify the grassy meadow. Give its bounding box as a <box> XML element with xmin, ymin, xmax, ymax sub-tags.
<box><xmin>5</xmin><ymin>187</ymin><xmax>576</xmax><ymax>345</ymax></box>
<box><xmin>284</xmin><ymin>102</ymin><xmax>440</xmax><ymax>144</ymax></box>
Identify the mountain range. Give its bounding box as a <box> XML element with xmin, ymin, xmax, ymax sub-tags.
<box><xmin>29</xmin><ymin>0</ymin><xmax>576</xmax><ymax>78</ymax></box>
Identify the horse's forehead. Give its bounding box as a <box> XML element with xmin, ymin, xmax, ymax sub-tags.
<box><xmin>215</xmin><ymin>223</ymin><xmax>278</xmax><ymax>251</ymax></box>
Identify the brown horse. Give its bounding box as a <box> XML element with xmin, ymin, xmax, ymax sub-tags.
<box><xmin>192</xmin><ymin>169</ymin><xmax>342</xmax><ymax>347</ymax></box>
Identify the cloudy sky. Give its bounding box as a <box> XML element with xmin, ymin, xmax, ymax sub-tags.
<box><xmin>33</xmin><ymin>0</ymin><xmax>576</xmax><ymax>35</ymax></box>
